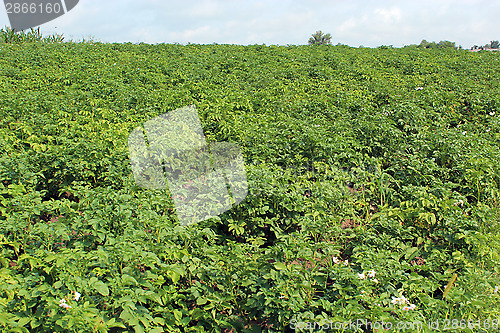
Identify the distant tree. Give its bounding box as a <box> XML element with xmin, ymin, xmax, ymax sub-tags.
<box><xmin>437</xmin><ymin>40</ymin><xmax>456</xmax><ymax>49</ymax></box>
<box><xmin>418</xmin><ymin>40</ymin><xmax>435</xmax><ymax>48</ymax></box>
<box><xmin>491</xmin><ymin>40</ymin><xmax>499</xmax><ymax>49</ymax></box>
<box><xmin>418</xmin><ymin>39</ymin><xmax>456</xmax><ymax>49</ymax></box>
<box><xmin>308</xmin><ymin>31</ymin><xmax>332</xmax><ymax>46</ymax></box>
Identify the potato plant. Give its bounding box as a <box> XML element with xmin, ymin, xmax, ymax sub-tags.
<box><xmin>0</xmin><ymin>32</ymin><xmax>499</xmax><ymax>332</ymax></box>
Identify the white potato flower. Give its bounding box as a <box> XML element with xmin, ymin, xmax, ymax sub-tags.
<box><xmin>59</xmin><ymin>299</ymin><xmax>71</xmax><ymax>309</ymax></box>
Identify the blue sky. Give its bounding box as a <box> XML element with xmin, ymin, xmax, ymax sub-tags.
<box><xmin>1</xmin><ymin>0</ymin><xmax>498</xmax><ymax>47</ymax></box>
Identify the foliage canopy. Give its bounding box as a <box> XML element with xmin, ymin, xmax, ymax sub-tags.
<box><xmin>308</xmin><ymin>30</ymin><xmax>332</xmax><ymax>45</ymax></box>
<box><xmin>0</xmin><ymin>30</ymin><xmax>499</xmax><ymax>332</ymax></box>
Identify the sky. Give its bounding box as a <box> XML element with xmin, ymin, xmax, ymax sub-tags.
<box><xmin>0</xmin><ymin>0</ymin><xmax>499</xmax><ymax>48</ymax></box>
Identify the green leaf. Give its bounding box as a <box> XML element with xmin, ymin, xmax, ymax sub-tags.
<box><xmin>93</xmin><ymin>281</ymin><xmax>109</xmax><ymax>296</ymax></box>
<box><xmin>404</xmin><ymin>247</ymin><xmax>420</xmax><ymax>261</ymax></box>
<box><xmin>442</xmin><ymin>273</ymin><xmax>457</xmax><ymax>299</ymax></box>
<box><xmin>122</xmin><ymin>275</ymin><xmax>138</xmax><ymax>286</ymax></box>
<box><xmin>173</xmin><ymin>309</ymin><xmax>182</xmax><ymax>322</ymax></box>
<box><xmin>470</xmin><ymin>300</ymin><xmax>486</xmax><ymax>307</ymax></box>
<box><xmin>108</xmin><ymin>321</ymin><xmax>127</xmax><ymax>328</ymax></box>
<box><xmin>150</xmin><ymin>328</ymin><xmax>164</xmax><ymax>333</ymax></box>
<box><xmin>146</xmin><ymin>293</ymin><xmax>164</xmax><ymax>306</ymax></box>
<box><xmin>168</xmin><ymin>271</ymin><xmax>180</xmax><ymax>284</ymax></box>
<box><xmin>153</xmin><ymin>317</ymin><xmax>165</xmax><ymax>325</ymax></box>
<box><xmin>17</xmin><ymin>317</ymin><xmax>31</xmax><ymax>327</ymax></box>
<box><xmin>273</xmin><ymin>262</ymin><xmax>287</xmax><ymax>270</ymax></box>
<box><xmin>134</xmin><ymin>324</ymin><xmax>145</xmax><ymax>333</ymax></box>
<box><xmin>196</xmin><ymin>297</ymin><xmax>207</xmax><ymax>305</ymax></box>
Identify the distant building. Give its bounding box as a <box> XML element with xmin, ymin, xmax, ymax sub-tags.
<box><xmin>470</xmin><ymin>45</ymin><xmax>500</xmax><ymax>52</ymax></box>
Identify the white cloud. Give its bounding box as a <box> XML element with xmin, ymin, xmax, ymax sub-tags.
<box><xmin>188</xmin><ymin>1</ymin><xmax>227</xmax><ymax>19</ymax></box>
<box><xmin>168</xmin><ymin>25</ymin><xmax>219</xmax><ymax>43</ymax></box>
<box><xmin>337</xmin><ymin>17</ymin><xmax>363</xmax><ymax>33</ymax></box>
<box><xmin>374</xmin><ymin>8</ymin><xmax>402</xmax><ymax>23</ymax></box>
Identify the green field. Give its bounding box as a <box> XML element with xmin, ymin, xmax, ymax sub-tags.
<box><xmin>1</xmin><ymin>33</ymin><xmax>500</xmax><ymax>332</ymax></box>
